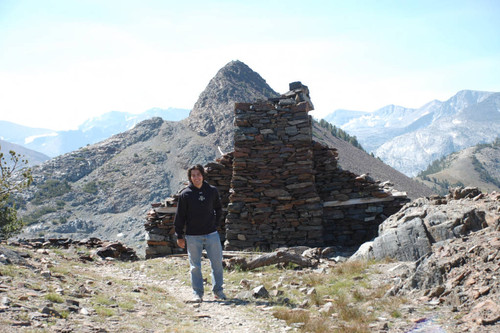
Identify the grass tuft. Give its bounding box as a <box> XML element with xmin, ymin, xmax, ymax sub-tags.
<box><xmin>45</xmin><ymin>293</ymin><xmax>64</xmax><ymax>303</ymax></box>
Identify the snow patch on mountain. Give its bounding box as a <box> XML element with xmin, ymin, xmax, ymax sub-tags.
<box><xmin>25</xmin><ymin>132</ymin><xmax>58</xmax><ymax>144</ymax></box>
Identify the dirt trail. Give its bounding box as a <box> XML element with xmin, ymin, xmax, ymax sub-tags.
<box><xmin>99</xmin><ymin>257</ymin><xmax>294</xmax><ymax>333</ymax></box>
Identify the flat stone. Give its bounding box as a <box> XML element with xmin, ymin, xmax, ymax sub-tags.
<box><xmin>252</xmin><ymin>285</ymin><xmax>269</xmax><ymax>298</ymax></box>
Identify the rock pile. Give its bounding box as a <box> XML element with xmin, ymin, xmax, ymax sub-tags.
<box><xmin>8</xmin><ymin>237</ymin><xmax>138</xmax><ymax>261</ymax></box>
<box><xmin>144</xmin><ymin>200</ymin><xmax>182</xmax><ymax>259</ymax></box>
<box><xmin>393</xmin><ymin>227</ymin><xmax>500</xmax><ymax>328</ymax></box>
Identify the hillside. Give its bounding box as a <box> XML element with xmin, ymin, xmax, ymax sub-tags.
<box><xmin>0</xmin><ymin>240</ymin><xmax>452</xmax><ymax>332</ymax></box>
<box><xmin>13</xmin><ymin>61</ymin><xmax>280</xmax><ymax>253</ymax></box>
<box><xmin>312</xmin><ymin>122</ymin><xmax>433</xmax><ymax>200</ymax></box>
<box><xmin>13</xmin><ymin>60</ymin><xmax>433</xmax><ymax>255</ymax></box>
<box><xmin>0</xmin><ymin>139</ymin><xmax>50</xmax><ymax>167</ymax></box>
<box><xmin>15</xmin><ymin>118</ymin><xmax>216</xmax><ymax>253</ymax></box>
<box><xmin>416</xmin><ymin>139</ymin><xmax>500</xmax><ymax>195</ymax></box>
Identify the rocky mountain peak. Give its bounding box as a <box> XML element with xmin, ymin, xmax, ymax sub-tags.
<box><xmin>446</xmin><ymin>89</ymin><xmax>494</xmax><ymax>112</ymax></box>
<box><xmin>185</xmin><ymin>60</ymin><xmax>279</xmax><ymax>152</ymax></box>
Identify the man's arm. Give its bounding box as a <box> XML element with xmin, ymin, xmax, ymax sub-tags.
<box><xmin>213</xmin><ymin>188</ymin><xmax>222</xmax><ymax>227</ymax></box>
<box><xmin>174</xmin><ymin>193</ymin><xmax>187</xmax><ymax>246</ymax></box>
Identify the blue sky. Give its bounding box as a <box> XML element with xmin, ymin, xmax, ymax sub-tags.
<box><xmin>1</xmin><ymin>0</ymin><xmax>499</xmax><ymax>130</ymax></box>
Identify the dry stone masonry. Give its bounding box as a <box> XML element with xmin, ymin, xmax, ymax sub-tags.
<box><xmin>226</xmin><ymin>82</ymin><xmax>323</xmax><ymax>250</ymax></box>
<box><xmin>145</xmin><ymin>82</ymin><xmax>409</xmax><ymax>258</ymax></box>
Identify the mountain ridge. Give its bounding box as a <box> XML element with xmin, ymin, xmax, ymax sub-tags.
<box><xmin>185</xmin><ymin>60</ymin><xmax>279</xmax><ymax>152</ymax></box>
<box><xmin>1</xmin><ymin>108</ymin><xmax>190</xmax><ymax>158</ymax></box>
<box><xmin>375</xmin><ymin>92</ymin><xmax>500</xmax><ymax>176</ymax></box>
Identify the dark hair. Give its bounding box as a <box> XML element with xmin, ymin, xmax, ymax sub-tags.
<box><xmin>187</xmin><ymin>164</ymin><xmax>205</xmax><ymax>180</ymax></box>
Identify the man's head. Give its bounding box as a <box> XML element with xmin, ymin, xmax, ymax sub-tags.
<box><xmin>188</xmin><ymin>164</ymin><xmax>205</xmax><ymax>189</ymax></box>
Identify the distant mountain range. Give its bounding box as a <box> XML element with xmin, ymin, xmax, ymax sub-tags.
<box><xmin>14</xmin><ymin>60</ymin><xmax>432</xmax><ymax>254</ymax></box>
<box><xmin>0</xmin><ymin>107</ymin><xmax>190</xmax><ymax>158</ymax></box>
<box><xmin>324</xmin><ymin>90</ymin><xmax>500</xmax><ymax>177</ymax></box>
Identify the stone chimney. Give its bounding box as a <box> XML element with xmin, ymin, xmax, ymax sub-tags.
<box><xmin>225</xmin><ymin>81</ymin><xmax>323</xmax><ymax>250</ymax></box>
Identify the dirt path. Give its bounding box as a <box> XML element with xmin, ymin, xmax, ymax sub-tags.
<box><xmin>98</xmin><ymin>257</ymin><xmax>295</xmax><ymax>333</ymax></box>
<box><xmin>159</xmin><ymin>276</ymin><xmax>293</xmax><ymax>333</ymax></box>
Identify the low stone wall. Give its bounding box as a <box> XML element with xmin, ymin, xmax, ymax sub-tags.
<box><xmin>313</xmin><ymin>142</ymin><xmax>408</xmax><ymax>246</ymax></box>
<box><xmin>144</xmin><ymin>199</ymin><xmax>180</xmax><ymax>259</ymax></box>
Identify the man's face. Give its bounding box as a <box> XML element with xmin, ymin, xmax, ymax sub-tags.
<box><xmin>190</xmin><ymin>169</ymin><xmax>204</xmax><ymax>189</ymax></box>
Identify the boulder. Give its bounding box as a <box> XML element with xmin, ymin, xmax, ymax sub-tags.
<box><xmin>372</xmin><ymin>218</ymin><xmax>432</xmax><ymax>261</ymax></box>
<box><xmin>353</xmin><ymin>188</ymin><xmax>497</xmax><ymax>261</ymax></box>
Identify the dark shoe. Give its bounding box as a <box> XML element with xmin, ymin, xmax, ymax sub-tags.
<box><xmin>214</xmin><ymin>291</ymin><xmax>227</xmax><ymax>300</ymax></box>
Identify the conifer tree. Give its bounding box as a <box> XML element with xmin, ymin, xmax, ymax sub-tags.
<box><xmin>0</xmin><ymin>147</ymin><xmax>32</xmax><ymax>239</ymax></box>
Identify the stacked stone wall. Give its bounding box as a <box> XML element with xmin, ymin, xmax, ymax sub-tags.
<box><xmin>203</xmin><ymin>152</ymin><xmax>234</xmax><ymax>243</ymax></box>
<box><xmin>144</xmin><ymin>198</ymin><xmax>181</xmax><ymax>259</ymax></box>
<box><xmin>225</xmin><ymin>93</ymin><xmax>323</xmax><ymax>250</ymax></box>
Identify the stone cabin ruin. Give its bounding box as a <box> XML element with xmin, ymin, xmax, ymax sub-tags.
<box><xmin>145</xmin><ymin>82</ymin><xmax>409</xmax><ymax>258</ymax></box>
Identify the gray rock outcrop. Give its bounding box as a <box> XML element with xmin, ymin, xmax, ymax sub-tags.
<box><xmin>353</xmin><ymin>187</ymin><xmax>499</xmax><ymax>261</ymax></box>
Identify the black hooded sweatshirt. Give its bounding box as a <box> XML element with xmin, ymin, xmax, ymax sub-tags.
<box><xmin>174</xmin><ymin>181</ymin><xmax>222</xmax><ymax>239</ymax></box>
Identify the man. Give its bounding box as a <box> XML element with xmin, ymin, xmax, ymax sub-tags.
<box><xmin>174</xmin><ymin>164</ymin><xmax>226</xmax><ymax>302</ymax></box>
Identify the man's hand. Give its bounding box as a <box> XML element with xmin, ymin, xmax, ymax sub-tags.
<box><xmin>177</xmin><ymin>238</ymin><xmax>186</xmax><ymax>249</ymax></box>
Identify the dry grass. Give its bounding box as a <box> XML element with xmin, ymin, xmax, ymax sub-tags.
<box><xmin>263</xmin><ymin>259</ymin><xmax>407</xmax><ymax>333</ymax></box>
<box><xmin>220</xmin><ymin>254</ymin><xmax>407</xmax><ymax>332</ymax></box>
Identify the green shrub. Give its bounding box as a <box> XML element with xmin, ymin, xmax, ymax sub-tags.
<box><xmin>45</xmin><ymin>293</ymin><xmax>64</xmax><ymax>303</ymax></box>
<box><xmin>82</xmin><ymin>181</ymin><xmax>98</xmax><ymax>195</ymax></box>
<box><xmin>23</xmin><ymin>206</ymin><xmax>58</xmax><ymax>225</ymax></box>
<box><xmin>0</xmin><ymin>205</ymin><xmax>24</xmax><ymax>239</ymax></box>
<box><xmin>31</xmin><ymin>179</ymin><xmax>71</xmax><ymax>205</ymax></box>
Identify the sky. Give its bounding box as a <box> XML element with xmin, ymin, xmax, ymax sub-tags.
<box><xmin>1</xmin><ymin>0</ymin><xmax>499</xmax><ymax>131</ymax></box>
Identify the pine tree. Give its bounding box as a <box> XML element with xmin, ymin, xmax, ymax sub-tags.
<box><xmin>0</xmin><ymin>147</ymin><xmax>32</xmax><ymax>239</ymax></box>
